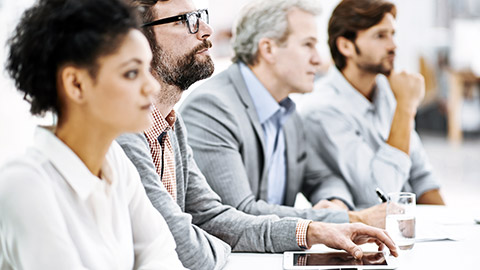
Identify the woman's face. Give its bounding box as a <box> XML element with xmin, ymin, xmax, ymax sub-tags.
<box><xmin>82</xmin><ymin>29</ymin><xmax>159</xmax><ymax>134</ymax></box>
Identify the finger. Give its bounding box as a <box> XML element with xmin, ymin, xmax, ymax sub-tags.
<box><xmin>356</xmin><ymin>225</ymin><xmax>398</xmax><ymax>257</ymax></box>
<box><xmin>376</xmin><ymin>241</ymin><xmax>385</xmax><ymax>251</ymax></box>
<box><xmin>343</xmin><ymin>239</ymin><xmax>364</xmax><ymax>260</ymax></box>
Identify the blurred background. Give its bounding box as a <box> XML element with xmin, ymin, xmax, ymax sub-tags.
<box><xmin>1</xmin><ymin>0</ymin><xmax>479</xmax><ymax>207</ymax></box>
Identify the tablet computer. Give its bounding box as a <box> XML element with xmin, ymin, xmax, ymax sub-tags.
<box><xmin>283</xmin><ymin>251</ymin><xmax>397</xmax><ymax>269</ymax></box>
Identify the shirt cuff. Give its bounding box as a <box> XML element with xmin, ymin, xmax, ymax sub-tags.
<box><xmin>296</xmin><ymin>219</ymin><xmax>313</xmax><ymax>249</ymax></box>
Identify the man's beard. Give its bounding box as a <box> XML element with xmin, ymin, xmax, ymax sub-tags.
<box><xmin>354</xmin><ymin>42</ymin><xmax>394</xmax><ymax>76</ymax></box>
<box><xmin>152</xmin><ymin>39</ymin><xmax>215</xmax><ymax>91</ymax></box>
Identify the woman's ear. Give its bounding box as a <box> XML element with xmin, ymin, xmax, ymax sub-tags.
<box><xmin>59</xmin><ymin>66</ymin><xmax>89</xmax><ymax>104</ymax></box>
<box><xmin>257</xmin><ymin>37</ymin><xmax>277</xmax><ymax>64</ymax></box>
<box><xmin>336</xmin><ymin>36</ymin><xmax>356</xmax><ymax>58</ymax></box>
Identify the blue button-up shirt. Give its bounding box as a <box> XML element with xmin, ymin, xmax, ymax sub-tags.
<box><xmin>300</xmin><ymin>67</ymin><xmax>440</xmax><ymax>208</ymax></box>
<box><xmin>240</xmin><ymin>63</ymin><xmax>296</xmax><ymax>205</ymax></box>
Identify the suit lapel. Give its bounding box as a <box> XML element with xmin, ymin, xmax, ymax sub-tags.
<box><xmin>283</xmin><ymin>118</ymin><xmax>298</xmax><ymax>206</ymax></box>
<box><xmin>227</xmin><ymin>64</ymin><xmax>269</xmax><ymax>199</ymax></box>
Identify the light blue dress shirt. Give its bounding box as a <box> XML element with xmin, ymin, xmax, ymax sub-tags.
<box><xmin>239</xmin><ymin>63</ymin><xmax>296</xmax><ymax>205</ymax></box>
<box><xmin>300</xmin><ymin>67</ymin><xmax>440</xmax><ymax>209</ymax></box>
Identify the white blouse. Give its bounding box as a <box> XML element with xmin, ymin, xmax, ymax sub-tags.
<box><xmin>0</xmin><ymin>127</ymin><xmax>186</xmax><ymax>270</ymax></box>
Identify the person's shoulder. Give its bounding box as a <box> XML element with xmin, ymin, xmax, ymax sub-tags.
<box><xmin>181</xmin><ymin>66</ymin><xmax>241</xmax><ymax>110</ymax></box>
<box><xmin>0</xmin><ymin>150</ymin><xmax>53</xmax><ymax>202</ymax></box>
<box><xmin>298</xmin><ymin>82</ymin><xmax>345</xmax><ymax>117</ymax></box>
<box><xmin>116</xmin><ymin>133</ymin><xmax>148</xmax><ymax>152</ymax></box>
<box><xmin>105</xmin><ymin>140</ymin><xmax>133</xmax><ymax>168</ymax></box>
<box><xmin>104</xmin><ymin>140</ymin><xmax>143</xmax><ymax>190</ymax></box>
<box><xmin>115</xmin><ymin>132</ymin><xmax>152</xmax><ymax>170</ymax></box>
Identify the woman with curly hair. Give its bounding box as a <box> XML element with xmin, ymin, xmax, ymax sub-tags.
<box><xmin>0</xmin><ymin>0</ymin><xmax>185</xmax><ymax>268</ymax></box>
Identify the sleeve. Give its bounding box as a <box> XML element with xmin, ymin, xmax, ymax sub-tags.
<box><xmin>302</xmin><ymin>146</ymin><xmax>355</xmax><ymax>211</ymax></box>
<box><xmin>118</xmin><ymin>120</ymin><xmax>304</xmax><ymax>253</ymax></box>
<box><xmin>302</xmin><ymin>106</ymin><xmax>412</xmax><ymax>208</ymax></box>
<box><xmin>112</xmin><ymin>143</ymin><xmax>185</xmax><ymax>270</ymax></box>
<box><xmin>0</xmin><ymin>161</ymin><xmax>88</xmax><ymax>270</ymax></box>
<box><xmin>407</xmin><ymin>131</ymin><xmax>441</xmax><ymax>197</ymax></box>
<box><xmin>177</xmin><ymin>132</ymin><xmax>302</xmax><ymax>253</ymax></box>
<box><xmin>116</xmin><ymin>133</ymin><xmax>230</xmax><ymax>270</ymax></box>
<box><xmin>179</xmin><ymin>92</ymin><xmax>348</xmax><ymax>222</ymax></box>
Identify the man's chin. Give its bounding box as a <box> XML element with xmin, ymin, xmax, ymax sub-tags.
<box><xmin>380</xmin><ymin>65</ymin><xmax>393</xmax><ymax>76</ymax></box>
<box><xmin>380</xmin><ymin>69</ymin><xmax>392</xmax><ymax>76</ymax></box>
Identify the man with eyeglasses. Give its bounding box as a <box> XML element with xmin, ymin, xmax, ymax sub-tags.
<box><xmin>118</xmin><ymin>1</ymin><xmax>398</xmax><ymax>269</ymax></box>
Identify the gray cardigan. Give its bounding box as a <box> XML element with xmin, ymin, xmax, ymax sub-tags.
<box><xmin>117</xmin><ymin>115</ymin><xmax>302</xmax><ymax>270</ymax></box>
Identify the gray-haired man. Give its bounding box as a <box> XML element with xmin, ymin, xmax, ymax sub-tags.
<box><xmin>118</xmin><ymin>0</ymin><xmax>398</xmax><ymax>269</ymax></box>
<box><xmin>180</xmin><ymin>0</ymin><xmax>388</xmax><ymax>227</ymax></box>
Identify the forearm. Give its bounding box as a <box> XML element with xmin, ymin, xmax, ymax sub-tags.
<box><xmin>387</xmin><ymin>105</ymin><xmax>416</xmax><ymax>154</ymax></box>
<box><xmin>237</xmin><ymin>195</ymin><xmax>349</xmax><ymax>223</ymax></box>
<box><xmin>387</xmin><ymin>70</ymin><xmax>425</xmax><ymax>155</ymax></box>
<box><xmin>417</xmin><ymin>189</ymin><xmax>445</xmax><ymax>205</ymax></box>
<box><xmin>200</xmin><ymin>209</ymin><xmax>302</xmax><ymax>253</ymax></box>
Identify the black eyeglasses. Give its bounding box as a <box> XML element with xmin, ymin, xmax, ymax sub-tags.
<box><xmin>142</xmin><ymin>9</ymin><xmax>209</xmax><ymax>34</ymax></box>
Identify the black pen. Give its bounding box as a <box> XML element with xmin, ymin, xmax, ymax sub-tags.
<box><xmin>375</xmin><ymin>187</ymin><xmax>388</xmax><ymax>203</ymax></box>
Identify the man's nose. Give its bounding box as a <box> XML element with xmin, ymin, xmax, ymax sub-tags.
<box><xmin>196</xmin><ymin>19</ymin><xmax>213</xmax><ymax>40</ymax></box>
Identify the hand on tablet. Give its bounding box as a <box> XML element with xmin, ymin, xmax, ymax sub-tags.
<box><xmin>306</xmin><ymin>222</ymin><xmax>399</xmax><ymax>259</ymax></box>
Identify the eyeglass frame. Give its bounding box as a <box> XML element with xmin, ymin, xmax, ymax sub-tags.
<box><xmin>141</xmin><ymin>9</ymin><xmax>209</xmax><ymax>34</ymax></box>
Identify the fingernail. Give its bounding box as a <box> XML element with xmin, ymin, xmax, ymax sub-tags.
<box><xmin>354</xmin><ymin>250</ymin><xmax>361</xmax><ymax>259</ymax></box>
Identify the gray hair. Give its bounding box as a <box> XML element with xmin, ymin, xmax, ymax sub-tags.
<box><xmin>232</xmin><ymin>0</ymin><xmax>322</xmax><ymax>65</ymax></box>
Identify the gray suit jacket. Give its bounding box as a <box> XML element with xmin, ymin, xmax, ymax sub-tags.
<box><xmin>117</xmin><ymin>115</ymin><xmax>302</xmax><ymax>270</ymax></box>
<box><xmin>179</xmin><ymin>63</ymin><xmax>350</xmax><ymax>221</ymax></box>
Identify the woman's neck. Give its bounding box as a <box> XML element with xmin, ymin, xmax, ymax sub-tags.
<box><xmin>55</xmin><ymin>117</ymin><xmax>117</xmax><ymax>178</ymax></box>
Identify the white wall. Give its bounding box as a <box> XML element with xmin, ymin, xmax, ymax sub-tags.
<box><xmin>0</xmin><ymin>0</ymin><xmax>450</xmax><ymax>166</ymax></box>
<box><xmin>0</xmin><ymin>0</ymin><xmax>37</xmax><ymax>165</ymax></box>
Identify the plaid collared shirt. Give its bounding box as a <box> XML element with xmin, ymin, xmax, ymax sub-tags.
<box><xmin>144</xmin><ymin>106</ymin><xmax>177</xmax><ymax>201</ymax></box>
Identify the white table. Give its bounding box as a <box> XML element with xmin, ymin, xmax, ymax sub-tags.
<box><xmin>224</xmin><ymin>205</ymin><xmax>480</xmax><ymax>269</ymax></box>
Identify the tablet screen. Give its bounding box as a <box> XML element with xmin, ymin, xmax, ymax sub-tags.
<box><xmin>293</xmin><ymin>252</ymin><xmax>388</xmax><ymax>266</ymax></box>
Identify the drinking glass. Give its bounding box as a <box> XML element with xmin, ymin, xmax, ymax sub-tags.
<box><xmin>385</xmin><ymin>192</ymin><xmax>416</xmax><ymax>250</ymax></box>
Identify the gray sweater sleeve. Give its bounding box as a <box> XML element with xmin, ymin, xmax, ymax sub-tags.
<box><xmin>117</xmin><ymin>125</ymin><xmax>303</xmax><ymax>256</ymax></box>
<box><xmin>117</xmin><ymin>133</ymin><xmax>230</xmax><ymax>270</ymax></box>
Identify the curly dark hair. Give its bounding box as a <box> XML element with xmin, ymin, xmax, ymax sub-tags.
<box><xmin>328</xmin><ymin>0</ymin><xmax>396</xmax><ymax>71</ymax></box>
<box><xmin>5</xmin><ymin>0</ymin><xmax>141</xmax><ymax>116</ymax></box>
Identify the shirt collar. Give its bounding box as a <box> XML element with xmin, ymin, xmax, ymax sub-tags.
<box><xmin>32</xmin><ymin>126</ymin><xmax>114</xmax><ymax>201</ymax></box>
<box><xmin>239</xmin><ymin>62</ymin><xmax>296</xmax><ymax>124</ymax></box>
<box><xmin>326</xmin><ymin>66</ymin><xmax>377</xmax><ymax>115</ymax></box>
<box><xmin>145</xmin><ymin>105</ymin><xmax>176</xmax><ymax>141</ymax></box>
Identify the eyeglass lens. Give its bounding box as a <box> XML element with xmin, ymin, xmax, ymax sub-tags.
<box><xmin>187</xmin><ymin>10</ymin><xmax>209</xmax><ymax>33</ymax></box>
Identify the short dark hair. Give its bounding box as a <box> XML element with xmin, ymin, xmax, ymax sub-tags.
<box><xmin>6</xmin><ymin>0</ymin><xmax>141</xmax><ymax>116</ymax></box>
<box><xmin>130</xmin><ymin>0</ymin><xmax>169</xmax><ymax>81</ymax></box>
<box><xmin>130</xmin><ymin>0</ymin><xmax>159</xmax><ymax>48</ymax></box>
<box><xmin>328</xmin><ymin>0</ymin><xmax>396</xmax><ymax>70</ymax></box>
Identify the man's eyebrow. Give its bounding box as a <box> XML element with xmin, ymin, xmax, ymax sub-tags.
<box><xmin>161</xmin><ymin>9</ymin><xmax>194</xmax><ymax>18</ymax></box>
